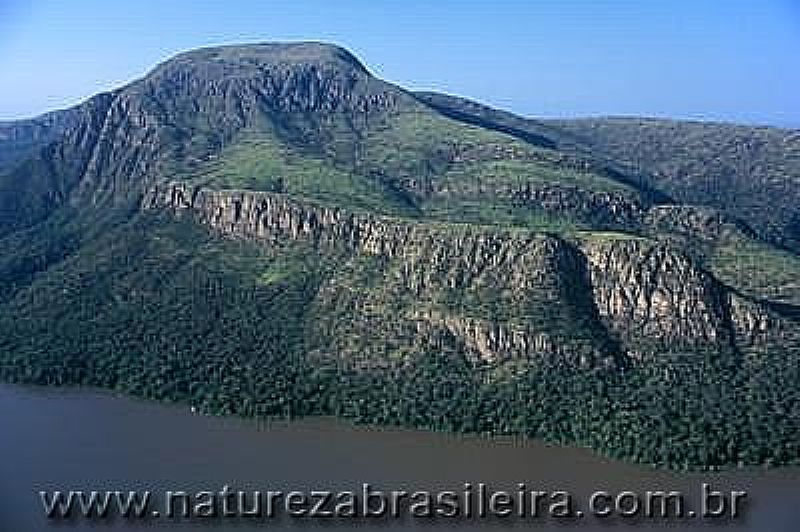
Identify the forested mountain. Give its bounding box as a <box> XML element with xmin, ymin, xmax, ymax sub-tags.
<box><xmin>418</xmin><ymin>91</ymin><xmax>800</xmax><ymax>252</ymax></box>
<box><xmin>1</xmin><ymin>42</ymin><xmax>798</xmax><ymax>469</ymax></box>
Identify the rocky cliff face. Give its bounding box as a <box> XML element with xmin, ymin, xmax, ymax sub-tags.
<box><xmin>644</xmin><ymin>205</ymin><xmax>755</xmax><ymax>243</ymax></box>
<box><xmin>582</xmin><ymin>238</ymin><xmax>729</xmax><ymax>354</ymax></box>
<box><xmin>409</xmin><ymin>309</ymin><xmax>596</xmax><ymax>365</ymax></box>
<box><xmin>0</xmin><ymin>92</ymin><xmax>115</xmax><ymax>235</ymax></box>
<box><xmin>144</xmin><ymin>182</ymin><xmax>777</xmax><ymax>365</ymax></box>
<box><xmin>3</xmin><ymin>41</ymin><xmax>793</xmax><ymax>371</ymax></box>
<box><xmin>51</xmin><ymin>43</ymin><xmax>414</xmax><ymax>206</ymax></box>
<box><xmin>511</xmin><ymin>184</ymin><xmax>644</xmax><ymax>228</ymax></box>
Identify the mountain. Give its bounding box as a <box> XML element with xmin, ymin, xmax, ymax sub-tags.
<box><xmin>416</xmin><ymin>91</ymin><xmax>800</xmax><ymax>307</ymax></box>
<box><xmin>417</xmin><ymin>91</ymin><xmax>800</xmax><ymax>253</ymax></box>
<box><xmin>545</xmin><ymin>117</ymin><xmax>800</xmax><ymax>252</ymax></box>
<box><xmin>0</xmin><ymin>42</ymin><xmax>798</xmax><ymax>469</ymax></box>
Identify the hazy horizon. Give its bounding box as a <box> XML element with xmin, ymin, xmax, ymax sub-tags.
<box><xmin>1</xmin><ymin>0</ymin><xmax>799</xmax><ymax>127</ymax></box>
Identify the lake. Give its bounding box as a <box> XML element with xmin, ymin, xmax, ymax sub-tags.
<box><xmin>0</xmin><ymin>384</ymin><xmax>797</xmax><ymax>531</ymax></box>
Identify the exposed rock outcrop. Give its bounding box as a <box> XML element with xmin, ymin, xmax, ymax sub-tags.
<box><xmin>410</xmin><ymin>309</ymin><xmax>602</xmax><ymax>366</ymax></box>
<box><xmin>510</xmin><ymin>184</ymin><xmax>644</xmax><ymax>228</ymax></box>
<box><xmin>644</xmin><ymin>204</ymin><xmax>755</xmax><ymax>243</ymax></box>
<box><xmin>727</xmin><ymin>293</ymin><xmax>772</xmax><ymax>346</ymax></box>
<box><xmin>145</xmin><ymin>182</ymin><xmax>780</xmax><ymax>364</ymax></box>
<box><xmin>0</xmin><ymin>92</ymin><xmax>115</xmax><ymax>235</ymax></box>
<box><xmin>59</xmin><ymin>43</ymin><xmax>413</xmax><ymax>206</ymax></box>
<box><xmin>581</xmin><ymin>238</ymin><xmax>729</xmax><ymax>351</ymax></box>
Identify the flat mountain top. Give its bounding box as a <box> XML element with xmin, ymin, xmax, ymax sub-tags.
<box><xmin>159</xmin><ymin>41</ymin><xmax>369</xmax><ymax>72</ymax></box>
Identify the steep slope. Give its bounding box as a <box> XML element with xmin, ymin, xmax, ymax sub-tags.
<box><xmin>0</xmin><ymin>43</ymin><xmax>798</xmax><ymax>469</ymax></box>
<box><xmin>0</xmin><ymin>104</ymin><xmax>89</xmax><ymax>167</ymax></box>
<box><xmin>144</xmin><ymin>182</ymin><xmax>789</xmax><ymax>361</ymax></box>
<box><xmin>415</xmin><ymin>91</ymin><xmax>800</xmax><ymax>306</ymax></box>
<box><xmin>0</xmin><ymin>93</ymin><xmax>114</xmax><ymax>237</ymax></box>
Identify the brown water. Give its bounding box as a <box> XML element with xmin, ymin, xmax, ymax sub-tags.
<box><xmin>0</xmin><ymin>384</ymin><xmax>797</xmax><ymax>531</ymax></box>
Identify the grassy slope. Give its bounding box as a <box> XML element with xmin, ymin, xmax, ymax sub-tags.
<box><xmin>545</xmin><ymin>117</ymin><xmax>800</xmax><ymax>251</ymax></box>
<box><xmin>173</xmin><ymin>132</ymin><xmax>419</xmax><ymax>216</ymax></box>
<box><xmin>170</xmin><ymin>106</ymin><xmax>639</xmax><ymax>233</ymax></box>
<box><xmin>411</xmin><ymin>93</ymin><xmax>800</xmax><ymax>308</ymax></box>
<box><xmin>360</xmin><ymin>108</ymin><xmax>634</xmax><ymax>193</ymax></box>
<box><xmin>711</xmin><ymin>236</ymin><xmax>800</xmax><ymax>305</ymax></box>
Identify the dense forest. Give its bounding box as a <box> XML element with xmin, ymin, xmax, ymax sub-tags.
<box><xmin>1</xmin><ymin>43</ymin><xmax>798</xmax><ymax>472</ymax></box>
<box><xmin>0</xmin><ymin>214</ymin><xmax>797</xmax><ymax>471</ymax></box>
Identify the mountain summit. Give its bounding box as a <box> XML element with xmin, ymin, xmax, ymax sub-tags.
<box><xmin>162</xmin><ymin>41</ymin><xmax>371</xmax><ymax>72</ymax></box>
<box><xmin>0</xmin><ymin>43</ymin><xmax>798</xmax><ymax>469</ymax></box>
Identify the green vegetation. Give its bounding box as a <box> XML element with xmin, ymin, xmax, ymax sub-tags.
<box><xmin>0</xmin><ymin>213</ymin><xmax>323</xmax><ymax>414</ymax></box>
<box><xmin>168</xmin><ymin>108</ymin><xmax>638</xmax><ymax>235</ymax></box>
<box><xmin>572</xmin><ymin>230</ymin><xmax>651</xmax><ymax>244</ymax></box>
<box><xmin>711</xmin><ymin>237</ymin><xmax>800</xmax><ymax>305</ymax></box>
<box><xmin>331</xmin><ymin>348</ymin><xmax>800</xmax><ymax>469</ymax></box>
<box><xmin>0</xmin><ymin>42</ymin><xmax>798</xmax><ymax>472</ymax></box>
<box><xmin>174</xmin><ymin>132</ymin><xmax>418</xmax><ymax>216</ymax></box>
<box><xmin>545</xmin><ymin>117</ymin><xmax>800</xmax><ymax>251</ymax></box>
<box><xmin>359</xmin><ymin>108</ymin><xmax>634</xmax><ymax>195</ymax></box>
<box><xmin>435</xmin><ymin>158</ymin><xmax>631</xmax><ymax>195</ymax></box>
<box><xmin>0</xmin><ymin>210</ymin><xmax>797</xmax><ymax>470</ymax></box>
<box><xmin>420</xmin><ymin>198</ymin><xmax>586</xmax><ymax>232</ymax></box>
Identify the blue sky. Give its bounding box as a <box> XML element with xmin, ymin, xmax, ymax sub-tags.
<box><xmin>1</xmin><ymin>0</ymin><xmax>798</xmax><ymax>126</ymax></box>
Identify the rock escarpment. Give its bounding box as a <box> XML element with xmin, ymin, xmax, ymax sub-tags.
<box><xmin>0</xmin><ymin>92</ymin><xmax>115</xmax><ymax>235</ymax></box>
<box><xmin>73</xmin><ymin>43</ymin><xmax>410</xmax><ymax>206</ymax></box>
<box><xmin>145</xmin><ymin>182</ymin><xmax>778</xmax><ymax>365</ymax></box>
<box><xmin>644</xmin><ymin>205</ymin><xmax>755</xmax><ymax>243</ymax></box>
<box><xmin>143</xmin><ymin>183</ymin><xmax>600</xmax><ymax>366</ymax></box>
<box><xmin>582</xmin><ymin>238</ymin><xmax>728</xmax><ymax>354</ymax></box>
<box><xmin>511</xmin><ymin>184</ymin><xmax>644</xmax><ymax>228</ymax></box>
